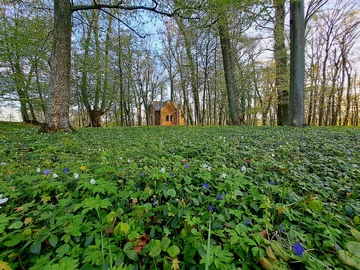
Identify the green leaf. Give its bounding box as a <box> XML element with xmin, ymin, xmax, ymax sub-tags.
<box><xmin>114</xmin><ymin>222</ymin><xmax>130</xmax><ymax>236</ymax></box>
<box><xmin>350</xmin><ymin>227</ymin><xmax>360</xmax><ymax>242</ymax></box>
<box><xmin>49</xmin><ymin>235</ymin><xmax>58</xmax><ymax>248</ymax></box>
<box><xmin>161</xmin><ymin>237</ymin><xmax>171</xmax><ymax>250</ymax></box>
<box><xmin>124</xmin><ymin>249</ymin><xmax>138</xmax><ymax>261</ymax></box>
<box><xmin>149</xmin><ymin>245</ymin><xmax>161</xmax><ymax>258</ymax></box>
<box><xmin>51</xmin><ymin>257</ymin><xmax>79</xmax><ymax>270</ymax></box>
<box><xmin>56</xmin><ymin>244</ymin><xmax>70</xmax><ymax>257</ymax></box>
<box><xmin>308</xmin><ymin>200</ymin><xmax>323</xmax><ymax>212</ymax></box>
<box><xmin>166</xmin><ymin>189</ymin><xmax>176</xmax><ymax>198</ymax></box>
<box><xmin>30</xmin><ymin>240</ymin><xmax>42</xmax><ymax>255</ymax></box>
<box><xmin>271</xmin><ymin>241</ymin><xmax>290</xmax><ymax>261</ymax></box>
<box><xmin>123</xmin><ymin>242</ymin><xmax>138</xmax><ymax>261</ymax></box>
<box><xmin>3</xmin><ymin>234</ymin><xmax>22</xmax><ymax>247</ymax></box>
<box><xmin>167</xmin><ymin>245</ymin><xmax>180</xmax><ymax>258</ymax></box>
<box><xmin>8</xmin><ymin>221</ymin><xmax>23</xmax><ymax>230</ymax></box>
<box><xmin>346</xmin><ymin>241</ymin><xmax>360</xmax><ymax>257</ymax></box>
<box><xmin>337</xmin><ymin>250</ymin><xmax>360</xmax><ymax>268</ymax></box>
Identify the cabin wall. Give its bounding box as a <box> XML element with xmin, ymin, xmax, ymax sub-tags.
<box><xmin>161</xmin><ymin>102</ymin><xmax>176</xmax><ymax>126</ymax></box>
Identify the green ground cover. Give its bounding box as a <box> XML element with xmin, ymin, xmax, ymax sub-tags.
<box><xmin>0</xmin><ymin>123</ymin><xmax>360</xmax><ymax>270</ymax></box>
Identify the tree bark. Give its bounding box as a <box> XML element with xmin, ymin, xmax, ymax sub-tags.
<box><xmin>289</xmin><ymin>0</ymin><xmax>306</xmax><ymax>127</ymax></box>
<box><xmin>218</xmin><ymin>9</ymin><xmax>243</xmax><ymax>125</ymax></box>
<box><xmin>274</xmin><ymin>0</ymin><xmax>289</xmax><ymax>126</ymax></box>
<box><xmin>41</xmin><ymin>0</ymin><xmax>73</xmax><ymax>132</ymax></box>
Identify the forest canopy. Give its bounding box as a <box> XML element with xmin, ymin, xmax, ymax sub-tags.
<box><xmin>0</xmin><ymin>0</ymin><xmax>359</xmax><ymax>128</ymax></box>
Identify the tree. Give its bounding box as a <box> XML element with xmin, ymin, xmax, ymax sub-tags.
<box><xmin>289</xmin><ymin>0</ymin><xmax>306</xmax><ymax>127</ymax></box>
<box><xmin>41</xmin><ymin>0</ymin><xmax>193</xmax><ymax>132</ymax></box>
<box><xmin>216</xmin><ymin>4</ymin><xmax>244</xmax><ymax>125</ymax></box>
<box><xmin>274</xmin><ymin>0</ymin><xmax>289</xmax><ymax>126</ymax></box>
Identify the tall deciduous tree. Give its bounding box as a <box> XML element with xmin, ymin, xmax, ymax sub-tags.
<box><xmin>41</xmin><ymin>0</ymin><xmax>73</xmax><ymax>132</ymax></box>
<box><xmin>289</xmin><ymin>0</ymin><xmax>306</xmax><ymax>127</ymax></box>
<box><xmin>274</xmin><ymin>0</ymin><xmax>289</xmax><ymax>126</ymax></box>
<box><xmin>217</xmin><ymin>4</ymin><xmax>243</xmax><ymax>125</ymax></box>
<box><xmin>41</xmin><ymin>0</ymin><xmax>191</xmax><ymax>132</ymax></box>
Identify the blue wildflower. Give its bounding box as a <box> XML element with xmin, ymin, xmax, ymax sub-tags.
<box><xmin>169</xmin><ymin>172</ymin><xmax>173</xmax><ymax>177</ymax></box>
<box><xmin>244</xmin><ymin>219</ymin><xmax>251</xmax><ymax>226</ymax></box>
<box><xmin>139</xmin><ymin>172</ymin><xmax>143</xmax><ymax>177</ymax></box>
<box><xmin>279</xmin><ymin>223</ymin><xmax>285</xmax><ymax>232</ymax></box>
<box><xmin>73</xmin><ymin>237</ymin><xmax>78</xmax><ymax>243</ymax></box>
<box><xmin>293</xmin><ymin>242</ymin><xmax>305</xmax><ymax>256</ymax></box>
<box><xmin>202</xmin><ymin>183</ymin><xmax>209</xmax><ymax>189</ymax></box>
<box><xmin>43</xmin><ymin>169</ymin><xmax>51</xmax><ymax>175</ymax></box>
<box><xmin>217</xmin><ymin>193</ymin><xmax>223</xmax><ymax>200</ymax></box>
<box><xmin>208</xmin><ymin>205</ymin><xmax>215</xmax><ymax>213</ymax></box>
<box><xmin>269</xmin><ymin>181</ymin><xmax>275</xmax><ymax>186</ymax></box>
<box><xmin>63</xmin><ymin>167</ymin><xmax>70</xmax><ymax>173</ymax></box>
<box><xmin>185</xmin><ymin>164</ymin><xmax>189</xmax><ymax>169</ymax></box>
<box><xmin>152</xmin><ymin>201</ymin><xmax>157</xmax><ymax>207</ymax></box>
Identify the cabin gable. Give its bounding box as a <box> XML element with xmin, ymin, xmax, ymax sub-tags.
<box><xmin>148</xmin><ymin>100</ymin><xmax>185</xmax><ymax>126</ymax></box>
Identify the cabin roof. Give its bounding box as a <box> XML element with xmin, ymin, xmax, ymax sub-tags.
<box><xmin>150</xmin><ymin>100</ymin><xmax>180</xmax><ymax>110</ymax></box>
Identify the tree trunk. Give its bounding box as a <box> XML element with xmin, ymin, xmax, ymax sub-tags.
<box><xmin>289</xmin><ymin>0</ymin><xmax>306</xmax><ymax>127</ymax></box>
<box><xmin>218</xmin><ymin>10</ymin><xmax>243</xmax><ymax>125</ymax></box>
<box><xmin>41</xmin><ymin>0</ymin><xmax>73</xmax><ymax>132</ymax></box>
<box><xmin>176</xmin><ymin>18</ymin><xmax>201</xmax><ymax>124</ymax></box>
<box><xmin>274</xmin><ymin>0</ymin><xmax>289</xmax><ymax>126</ymax></box>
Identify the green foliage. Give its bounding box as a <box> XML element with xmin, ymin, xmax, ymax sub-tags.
<box><xmin>0</xmin><ymin>123</ymin><xmax>359</xmax><ymax>269</ymax></box>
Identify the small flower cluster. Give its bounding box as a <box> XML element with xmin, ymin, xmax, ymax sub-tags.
<box><xmin>202</xmin><ymin>163</ymin><xmax>211</xmax><ymax>172</ymax></box>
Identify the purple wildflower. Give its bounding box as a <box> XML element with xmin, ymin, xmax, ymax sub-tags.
<box><xmin>152</xmin><ymin>201</ymin><xmax>157</xmax><ymax>207</ymax></box>
<box><xmin>202</xmin><ymin>183</ymin><xmax>209</xmax><ymax>189</ymax></box>
<box><xmin>244</xmin><ymin>219</ymin><xmax>251</xmax><ymax>226</ymax></box>
<box><xmin>269</xmin><ymin>181</ymin><xmax>275</xmax><ymax>186</ymax></box>
<box><xmin>139</xmin><ymin>172</ymin><xmax>143</xmax><ymax>177</ymax></box>
<box><xmin>208</xmin><ymin>205</ymin><xmax>215</xmax><ymax>213</ymax></box>
<box><xmin>169</xmin><ymin>172</ymin><xmax>173</xmax><ymax>177</ymax></box>
<box><xmin>63</xmin><ymin>167</ymin><xmax>70</xmax><ymax>173</ymax></box>
<box><xmin>43</xmin><ymin>169</ymin><xmax>51</xmax><ymax>175</ymax></box>
<box><xmin>73</xmin><ymin>237</ymin><xmax>78</xmax><ymax>243</ymax></box>
<box><xmin>217</xmin><ymin>193</ymin><xmax>223</xmax><ymax>200</ymax></box>
<box><xmin>185</xmin><ymin>164</ymin><xmax>189</xmax><ymax>169</ymax></box>
<box><xmin>293</xmin><ymin>242</ymin><xmax>305</xmax><ymax>257</ymax></box>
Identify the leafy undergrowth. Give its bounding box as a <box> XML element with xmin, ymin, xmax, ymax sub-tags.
<box><xmin>0</xmin><ymin>123</ymin><xmax>360</xmax><ymax>270</ymax></box>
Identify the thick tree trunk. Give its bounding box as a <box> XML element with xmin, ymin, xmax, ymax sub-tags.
<box><xmin>218</xmin><ymin>11</ymin><xmax>243</xmax><ymax>125</ymax></box>
<box><xmin>176</xmin><ymin>18</ymin><xmax>201</xmax><ymax>124</ymax></box>
<box><xmin>41</xmin><ymin>0</ymin><xmax>73</xmax><ymax>132</ymax></box>
<box><xmin>274</xmin><ymin>0</ymin><xmax>289</xmax><ymax>126</ymax></box>
<box><xmin>289</xmin><ymin>0</ymin><xmax>306</xmax><ymax>127</ymax></box>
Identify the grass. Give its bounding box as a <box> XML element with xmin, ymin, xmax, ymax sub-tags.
<box><xmin>0</xmin><ymin>122</ymin><xmax>359</xmax><ymax>270</ymax></box>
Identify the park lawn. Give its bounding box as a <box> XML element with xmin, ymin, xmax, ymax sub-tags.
<box><xmin>0</xmin><ymin>123</ymin><xmax>360</xmax><ymax>270</ymax></box>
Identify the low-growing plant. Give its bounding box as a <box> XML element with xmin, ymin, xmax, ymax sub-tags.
<box><xmin>0</xmin><ymin>123</ymin><xmax>359</xmax><ymax>269</ymax></box>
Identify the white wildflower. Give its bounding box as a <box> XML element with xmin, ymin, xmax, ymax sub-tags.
<box><xmin>221</xmin><ymin>173</ymin><xmax>227</xmax><ymax>179</ymax></box>
<box><xmin>36</xmin><ymin>168</ymin><xmax>41</xmax><ymax>173</ymax></box>
<box><xmin>90</xmin><ymin>179</ymin><xmax>96</xmax><ymax>185</ymax></box>
<box><xmin>160</xmin><ymin>167</ymin><xmax>166</xmax><ymax>173</ymax></box>
<box><xmin>128</xmin><ymin>159</ymin><xmax>131</xmax><ymax>163</ymax></box>
<box><xmin>74</xmin><ymin>173</ymin><xmax>79</xmax><ymax>179</ymax></box>
<box><xmin>241</xmin><ymin>166</ymin><xmax>247</xmax><ymax>173</ymax></box>
<box><xmin>0</xmin><ymin>194</ymin><xmax>9</xmax><ymax>205</ymax></box>
<box><xmin>53</xmin><ymin>173</ymin><xmax>58</xmax><ymax>178</ymax></box>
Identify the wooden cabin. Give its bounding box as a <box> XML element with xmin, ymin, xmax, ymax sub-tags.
<box><xmin>148</xmin><ymin>101</ymin><xmax>185</xmax><ymax>126</ymax></box>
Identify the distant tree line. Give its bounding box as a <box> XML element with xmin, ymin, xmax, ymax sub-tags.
<box><xmin>0</xmin><ymin>0</ymin><xmax>358</xmax><ymax>130</ymax></box>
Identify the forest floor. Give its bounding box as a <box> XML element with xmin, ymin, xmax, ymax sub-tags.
<box><xmin>0</xmin><ymin>122</ymin><xmax>360</xmax><ymax>270</ymax></box>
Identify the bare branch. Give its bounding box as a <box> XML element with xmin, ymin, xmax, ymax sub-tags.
<box><xmin>99</xmin><ymin>8</ymin><xmax>146</xmax><ymax>39</ymax></box>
